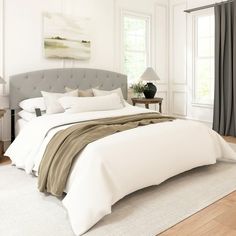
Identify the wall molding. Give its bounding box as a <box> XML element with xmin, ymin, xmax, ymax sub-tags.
<box><xmin>170</xmin><ymin>1</ymin><xmax>187</xmax><ymax>85</ymax></box>
<box><xmin>172</xmin><ymin>91</ymin><xmax>187</xmax><ymax>116</ymax></box>
<box><xmin>157</xmin><ymin>90</ymin><xmax>168</xmax><ymax>114</ymax></box>
<box><xmin>0</xmin><ymin>0</ymin><xmax>7</xmax><ymax>141</ymax></box>
<box><xmin>0</xmin><ymin>0</ymin><xmax>5</xmax><ymax>90</ymax></box>
<box><xmin>154</xmin><ymin>2</ymin><xmax>169</xmax><ymax>85</ymax></box>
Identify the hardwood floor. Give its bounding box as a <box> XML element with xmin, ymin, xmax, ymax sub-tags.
<box><xmin>1</xmin><ymin>137</ymin><xmax>236</xmax><ymax>235</ymax></box>
<box><xmin>159</xmin><ymin>191</ymin><xmax>236</xmax><ymax>236</ymax></box>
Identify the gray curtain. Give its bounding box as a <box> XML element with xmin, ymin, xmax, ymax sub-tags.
<box><xmin>213</xmin><ymin>1</ymin><xmax>236</xmax><ymax>136</ymax></box>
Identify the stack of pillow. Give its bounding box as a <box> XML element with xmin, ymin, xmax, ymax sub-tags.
<box><xmin>18</xmin><ymin>97</ymin><xmax>46</xmax><ymax>122</ymax></box>
<box><xmin>18</xmin><ymin>87</ymin><xmax>125</xmax><ymax>122</ymax></box>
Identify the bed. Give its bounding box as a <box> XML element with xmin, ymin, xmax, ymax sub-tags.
<box><xmin>9</xmin><ymin>68</ymin><xmax>127</xmax><ymax>141</ymax></box>
<box><xmin>5</xmin><ymin>68</ymin><xmax>236</xmax><ymax>236</ymax></box>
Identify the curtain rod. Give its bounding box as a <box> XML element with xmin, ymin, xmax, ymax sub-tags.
<box><xmin>184</xmin><ymin>0</ymin><xmax>235</xmax><ymax>13</ymax></box>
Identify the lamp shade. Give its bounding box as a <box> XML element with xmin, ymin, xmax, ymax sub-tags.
<box><xmin>140</xmin><ymin>67</ymin><xmax>160</xmax><ymax>82</ymax></box>
<box><xmin>0</xmin><ymin>76</ymin><xmax>6</xmax><ymax>84</ymax></box>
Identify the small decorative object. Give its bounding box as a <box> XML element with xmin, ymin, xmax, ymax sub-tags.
<box><xmin>43</xmin><ymin>13</ymin><xmax>91</xmax><ymax>60</ymax></box>
<box><xmin>140</xmin><ymin>67</ymin><xmax>160</xmax><ymax>98</ymax></box>
<box><xmin>130</xmin><ymin>82</ymin><xmax>145</xmax><ymax>98</ymax></box>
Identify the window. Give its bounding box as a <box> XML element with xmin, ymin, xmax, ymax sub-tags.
<box><xmin>193</xmin><ymin>12</ymin><xmax>214</xmax><ymax>105</ymax></box>
<box><xmin>122</xmin><ymin>11</ymin><xmax>150</xmax><ymax>83</ymax></box>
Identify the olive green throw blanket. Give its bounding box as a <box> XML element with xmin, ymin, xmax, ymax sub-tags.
<box><xmin>38</xmin><ymin>113</ymin><xmax>175</xmax><ymax>196</ymax></box>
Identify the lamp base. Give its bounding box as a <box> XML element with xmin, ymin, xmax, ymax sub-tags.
<box><xmin>143</xmin><ymin>82</ymin><xmax>157</xmax><ymax>99</ymax></box>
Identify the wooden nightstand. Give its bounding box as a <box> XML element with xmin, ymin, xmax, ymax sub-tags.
<box><xmin>0</xmin><ymin>109</ymin><xmax>6</xmax><ymax>159</ymax></box>
<box><xmin>131</xmin><ymin>97</ymin><xmax>163</xmax><ymax>113</ymax></box>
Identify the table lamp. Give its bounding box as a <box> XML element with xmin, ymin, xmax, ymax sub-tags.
<box><xmin>140</xmin><ymin>67</ymin><xmax>160</xmax><ymax>98</ymax></box>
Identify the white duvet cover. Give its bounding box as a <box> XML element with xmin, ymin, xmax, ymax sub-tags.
<box><xmin>15</xmin><ymin>118</ymin><xmax>29</xmax><ymax>136</ymax></box>
<box><xmin>5</xmin><ymin>103</ymin><xmax>236</xmax><ymax>235</ymax></box>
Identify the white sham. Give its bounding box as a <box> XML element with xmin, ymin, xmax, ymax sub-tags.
<box><xmin>59</xmin><ymin>93</ymin><xmax>124</xmax><ymax>113</ymax></box>
<box><xmin>19</xmin><ymin>97</ymin><xmax>46</xmax><ymax>113</ymax></box>
<box><xmin>41</xmin><ymin>90</ymin><xmax>78</xmax><ymax>114</ymax></box>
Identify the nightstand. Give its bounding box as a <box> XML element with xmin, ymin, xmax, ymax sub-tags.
<box><xmin>0</xmin><ymin>109</ymin><xmax>6</xmax><ymax>159</ymax></box>
<box><xmin>131</xmin><ymin>97</ymin><xmax>163</xmax><ymax>113</ymax></box>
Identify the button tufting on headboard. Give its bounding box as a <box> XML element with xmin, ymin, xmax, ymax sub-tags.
<box><xmin>9</xmin><ymin>68</ymin><xmax>127</xmax><ymax>109</ymax></box>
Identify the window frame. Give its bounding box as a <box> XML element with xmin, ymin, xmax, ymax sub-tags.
<box><xmin>192</xmin><ymin>9</ymin><xmax>215</xmax><ymax>107</ymax></box>
<box><xmin>121</xmin><ymin>10</ymin><xmax>151</xmax><ymax>84</ymax></box>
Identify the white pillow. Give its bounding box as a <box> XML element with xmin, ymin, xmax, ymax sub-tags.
<box><xmin>19</xmin><ymin>97</ymin><xmax>46</xmax><ymax>113</ymax></box>
<box><xmin>92</xmin><ymin>88</ymin><xmax>124</xmax><ymax>99</ymax></box>
<box><xmin>18</xmin><ymin>110</ymin><xmax>46</xmax><ymax>122</ymax></box>
<box><xmin>59</xmin><ymin>93</ymin><xmax>124</xmax><ymax>113</ymax></box>
<box><xmin>41</xmin><ymin>90</ymin><xmax>78</xmax><ymax>114</ymax></box>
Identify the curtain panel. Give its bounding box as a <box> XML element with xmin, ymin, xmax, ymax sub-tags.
<box><xmin>213</xmin><ymin>1</ymin><xmax>236</xmax><ymax>136</ymax></box>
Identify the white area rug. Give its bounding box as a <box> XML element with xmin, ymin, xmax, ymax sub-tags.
<box><xmin>1</xmin><ymin>144</ymin><xmax>236</xmax><ymax>236</ymax></box>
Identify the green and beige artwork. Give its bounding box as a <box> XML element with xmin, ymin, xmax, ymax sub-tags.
<box><xmin>44</xmin><ymin>13</ymin><xmax>91</xmax><ymax>60</ymax></box>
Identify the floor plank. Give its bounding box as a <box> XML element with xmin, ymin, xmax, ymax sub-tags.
<box><xmin>190</xmin><ymin>220</ymin><xmax>236</xmax><ymax>236</ymax></box>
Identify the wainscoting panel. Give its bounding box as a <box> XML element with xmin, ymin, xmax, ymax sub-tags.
<box><xmin>155</xmin><ymin>3</ymin><xmax>169</xmax><ymax>85</ymax></box>
<box><xmin>172</xmin><ymin>91</ymin><xmax>187</xmax><ymax>116</ymax></box>
<box><xmin>169</xmin><ymin>0</ymin><xmax>187</xmax><ymax>117</ymax></box>
<box><xmin>157</xmin><ymin>91</ymin><xmax>168</xmax><ymax>114</ymax></box>
<box><xmin>171</xmin><ymin>1</ymin><xmax>187</xmax><ymax>85</ymax></box>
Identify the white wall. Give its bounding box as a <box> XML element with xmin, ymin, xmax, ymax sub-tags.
<box><xmin>0</xmin><ymin>0</ymin><xmax>4</xmax><ymax>141</ymax></box>
<box><xmin>169</xmin><ymin>0</ymin><xmax>187</xmax><ymax>118</ymax></box>
<box><xmin>154</xmin><ymin>0</ymin><xmax>169</xmax><ymax>114</ymax></box>
<box><xmin>4</xmin><ymin>0</ymin><xmax>117</xmax><ymax>79</ymax></box>
<box><xmin>0</xmin><ymin>0</ymin><xmax>169</xmax><ymax>142</ymax></box>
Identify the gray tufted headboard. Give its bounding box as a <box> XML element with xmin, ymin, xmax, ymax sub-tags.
<box><xmin>9</xmin><ymin>68</ymin><xmax>127</xmax><ymax>141</ymax></box>
<box><xmin>10</xmin><ymin>68</ymin><xmax>127</xmax><ymax>109</ymax></box>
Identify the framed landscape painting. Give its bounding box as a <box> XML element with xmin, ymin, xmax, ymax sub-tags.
<box><xmin>43</xmin><ymin>13</ymin><xmax>91</xmax><ymax>60</ymax></box>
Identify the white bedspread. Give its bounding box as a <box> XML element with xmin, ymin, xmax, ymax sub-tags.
<box><xmin>15</xmin><ymin>118</ymin><xmax>29</xmax><ymax>136</ymax></box>
<box><xmin>5</xmin><ymin>103</ymin><xmax>236</xmax><ymax>235</ymax></box>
